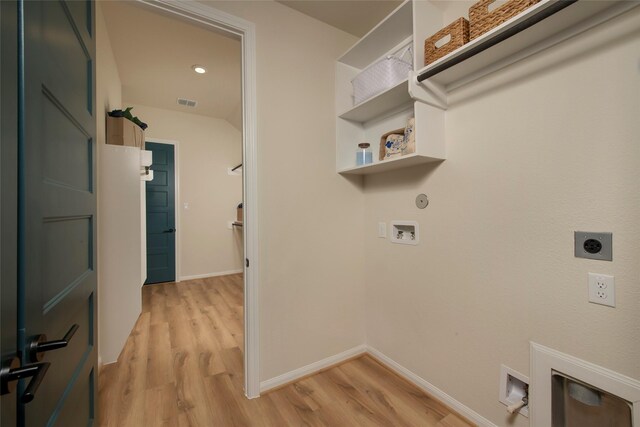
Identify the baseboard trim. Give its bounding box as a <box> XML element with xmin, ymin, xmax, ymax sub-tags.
<box><xmin>366</xmin><ymin>346</ymin><xmax>497</xmax><ymax>427</ymax></box>
<box><xmin>259</xmin><ymin>344</ymin><xmax>496</xmax><ymax>426</ymax></box>
<box><xmin>259</xmin><ymin>344</ymin><xmax>367</xmax><ymax>393</ymax></box>
<box><xmin>179</xmin><ymin>269</ymin><xmax>243</xmax><ymax>282</ymax></box>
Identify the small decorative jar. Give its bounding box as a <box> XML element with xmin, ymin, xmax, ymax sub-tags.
<box><xmin>356</xmin><ymin>142</ymin><xmax>373</xmax><ymax>166</ymax></box>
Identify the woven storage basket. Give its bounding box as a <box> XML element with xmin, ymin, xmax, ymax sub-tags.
<box><xmin>469</xmin><ymin>0</ymin><xmax>540</xmax><ymax>40</ymax></box>
<box><xmin>424</xmin><ymin>17</ymin><xmax>470</xmax><ymax>66</ymax></box>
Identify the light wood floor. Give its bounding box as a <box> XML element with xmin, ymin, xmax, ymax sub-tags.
<box><xmin>98</xmin><ymin>274</ymin><xmax>474</xmax><ymax>426</ymax></box>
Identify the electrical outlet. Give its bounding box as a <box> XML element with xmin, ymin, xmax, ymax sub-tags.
<box><xmin>574</xmin><ymin>232</ymin><xmax>612</xmax><ymax>261</ymax></box>
<box><xmin>588</xmin><ymin>273</ymin><xmax>615</xmax><ymax>307</ymax></box>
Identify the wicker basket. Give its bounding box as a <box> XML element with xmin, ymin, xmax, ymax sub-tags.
<box><xmin>469</xmin><ymin>0</ymin><xmax>540</xmax><ymax>40</ymax></box>
<box><xmin>424</xmin><ymin>18</ymin><xmax>470</xmax><ymax>66</ymax></box>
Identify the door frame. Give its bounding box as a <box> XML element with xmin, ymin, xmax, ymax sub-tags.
<box><xmin>138</xmin><ymin>0</ymin><xmax>260</xmax><ymax>398</ymax></box>
<box><xmin>145</xmin><ymin>138</ymin><xmax>181</xmax><ymax>283</ymax></box>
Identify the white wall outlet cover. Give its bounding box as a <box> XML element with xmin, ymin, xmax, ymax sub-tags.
<box><xmin>588</xmin><ymin>273</ymin><xmax>615</xmax><ymax>307</ymax></box>
<box><xmin>499</xmin><ymin>365</ymin><xmax>529</xmax><ymax>417</ymax></box>
<box><xmin>390</xmin><ymin>221</ymin><xmax>419</xmax><ymax>245</ymax></box>
<box><xmin>183</xmin><ymin>202</ymin><xmax>189</xmax><ymax>210</ymax></box>
<box><xmin>378</xmin><ymin>222</ymin><xmax>387</xmax><ymax>238</ymax></box>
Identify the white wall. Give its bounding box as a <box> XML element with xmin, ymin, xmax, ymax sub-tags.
<box><xmin>364</xmin><ymin>6</ymin><xmax>640</xmax><ymax>426</ymax></box>
<box><xmin>199</xmin><ymin>1</ymin><xmax>366</xmax><ymax>382</ymax></box>
<box><xmin>96</xmin><ymin>1</ymin><xmax>127</xmax><ymax>366</ymax></box>
<box><xmin>126</xmin><ymin>103</ymin><xmax>244</xmax><ymax>279</ymax></box>
<box><xmin>98</xmin><ymin>145</ymin><xmax>143</xmax><ymax>365</ymax></box>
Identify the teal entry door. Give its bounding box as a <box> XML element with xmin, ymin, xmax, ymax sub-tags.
<box><xmin>145</xmin><ymin>142</ymin><xmax>177</xmax><ymax>284</ymax></box>
<box><xmin>1</xmin><ymin>1</ymin><xmax>98</xmax><ymax>426</ymax></box>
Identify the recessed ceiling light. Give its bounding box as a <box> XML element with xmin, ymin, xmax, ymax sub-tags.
<box><xmin>192</xmin><ymin>65</ymin><xmax>206</xmax><ymax>74</ymax></box>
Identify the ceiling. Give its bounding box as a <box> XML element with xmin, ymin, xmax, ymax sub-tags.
<box><xmin>277</xmin><ymin>0</ymin><xmax>402</xmax><ymax>37</ymax></box>
<box><xmin>101</xmin><ymin>1</ymin><xmax>242</xmax><ymax>129</ymax></box>
<box><xmin>101</xmin><ymin>0</ymin><xmax>403</xmax><ymax>128</ymax></box>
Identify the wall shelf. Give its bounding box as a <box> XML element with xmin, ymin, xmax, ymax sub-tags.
<box><xmin>338</xmin><ymin>153</ymin><xmax>442</xmax><ymax>176</ymax></box>
<box><xmin>338</xmin><ymin>1</ymin><xmax>413</xmax><ymax>69</ymax></box>
<box><xmin>410</xmin><ymin>0</ymin><xmax>640</xmax><ymax>109</ymax></box>
<box><xmin>335</xmin><ymin>0</ymin><xmax>444</xmax><ymax>175</ymax></box>
<box><xmin>336</xmin><ymin>0</ymin><xmax>638</xmax><ymax>175</ymax></box>
<box><xmin>339</xmin><ymin>79</ymin><xmax>411</xmax><ymax>123</ymax></box>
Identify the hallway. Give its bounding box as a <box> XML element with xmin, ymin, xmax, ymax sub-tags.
<box><xmin>98</xmin><ymin>275</ymin><xmax>473</xmax><ymax>426</ymax></box>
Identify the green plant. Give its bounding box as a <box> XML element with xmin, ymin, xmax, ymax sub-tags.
<box><xmin>108</xmin><ymin>107</ymin><xmax>148</xmax><ymax>130</ymax></box>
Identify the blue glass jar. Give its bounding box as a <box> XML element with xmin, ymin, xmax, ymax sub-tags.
<box><xmin>356</xmin><ymin>142</ymin><xmax>373</xmax><ymax>166</ymax></box>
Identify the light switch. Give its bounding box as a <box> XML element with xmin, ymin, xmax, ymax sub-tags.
<box><xmin>378</xmin><ymin>222</ymin><xmax>387</xmax><ymax>238</ymax></box>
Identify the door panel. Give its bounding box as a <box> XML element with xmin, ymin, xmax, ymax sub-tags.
<box><xmin>37</xmin><ymin>295</ymin><xmax>94</xmax><ymax>422</ymax></box>
<box><xmin>1</xmin><ymin>0</ymin><xmax>19</xmax><ymax>425</ymax></box>
<box><xmin>152</xmin><ymin>170</ymin><xmax>168</xmax><ymax>185</ymax></box>
<box><xmin>21</xmin><ymin>1</ymin><xmax>97</xmax><ymax>426</ymax></box>
<box><xmin>145</xmin><ymin>142</ymin><xmax>176</xmax><ymax>284</ymax></box>
<box><xmin>42</xmin><ymin>96</ymin><xmax>93</xmax><ymax>191</ymax></box>
<box><xmin>51</xmin><ymin>364</ymin><xmax>95</xmax><ymax>427</ymax></box>
<box><xmin>66</xmin><ymin>0</ymin><xmax>93</xmax><ymax>39</ymax></box>
<box><xmin>40</xmin><ymin>3</ymin><xmax>93</xmax><ymax>119</ymax></box>
<box><xmin>42</xmin><ymin>218</ymin><xmax>92</xmax><ymax>304</ymax></box>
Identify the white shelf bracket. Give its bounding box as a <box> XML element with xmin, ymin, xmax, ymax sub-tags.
<box><xmin>408</xmin><ymin>71</ymin><xmax>448</xmax><ymax>110</ymax></box>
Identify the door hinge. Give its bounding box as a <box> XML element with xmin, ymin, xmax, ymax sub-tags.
<box><xmin>245</xmin><ymin>258</ymin><xmax>249</xmax><ymax>268</ymax></box>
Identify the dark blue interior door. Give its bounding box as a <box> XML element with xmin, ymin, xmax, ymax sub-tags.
<box><xmin>1</xmin><ymin>1</ymin><xmax>20</xmax><ymax>425</ymax></box>
<box><xmin>19</xmin><ymin>1</ymin><xmax>98</xmax><ymax>426</ymax></box>
<box><xmin>145</xmin><ymin>142</ymin><xmax>176</xmax><ymax>284</ymax></box>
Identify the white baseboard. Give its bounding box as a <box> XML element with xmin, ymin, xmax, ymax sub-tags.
<box><xmin>259</xmin><ymin>344</ymin><xmax>495</xmax><ymax>426</ymax></box>
<box><xmin>366</xmin><ymin>346</ymin><xmax>497</xmax><ymax>427</ymax></box>
<box><xmin>179</xmin><ymin>269</ymin><xmax>243</xmax><ymax>282</ymax></box>
<box><xmin>260</xmin><ymin>345</ymin><xmax>367</xmax><ymax>393</ymax></box>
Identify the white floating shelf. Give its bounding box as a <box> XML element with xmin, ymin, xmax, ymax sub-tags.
<box><xmin>338</xmin><ymin>153</ymin><xmax>442</xmax><ymax>176</ymax></box>
<box><xmin>338</xmin><ymin>0</ymin><xmax>413</xmax><ymax>69</ymax></box>
<box><xmin>339</xmin><ymin>79</ymin><xmax>411</xmax><ymax>123</ymax></box>
<box><xmin>412</xmin><ymin>0</ymin><xmax>639</xmax><ymax>106</ymax></box>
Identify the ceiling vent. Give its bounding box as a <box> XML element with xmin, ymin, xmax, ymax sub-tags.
<box><xmin>177</xmin><ymin>98</ymin><xmax>197</xmax><ymax>108</ymax></box>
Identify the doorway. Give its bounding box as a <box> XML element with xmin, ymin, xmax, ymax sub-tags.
<box><xmin>99</xmin><ymin>1</ymin><xmax>259</xmax><ymax>398</ymax></box>
<box><xmin>98</xmin><ymin>0</ymin><xmax>259</xmax><ymax>398</ymax></box>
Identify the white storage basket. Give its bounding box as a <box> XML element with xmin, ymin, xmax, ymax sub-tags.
<box><xmin>352</xmin><ymin>44</ymin><xmax>412</xmax><ymax>105</ymax></box>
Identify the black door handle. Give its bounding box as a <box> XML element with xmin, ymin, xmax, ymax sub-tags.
<box><xmin>27</xmin><ymin>324</ymin><xmax>79</xmax><ymax>363</ymax></box>
<box><xmin>0</xmin><ymin>357</ymin><xmax>50</xmax><ymax>403</ymax></box>
<box><xmin>163</xmin><ymin>228</ymin><xmax>176</xmax><ymax>233</ymax></box>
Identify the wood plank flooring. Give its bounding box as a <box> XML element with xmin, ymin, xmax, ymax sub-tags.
<box><xmin>98</xmin><ymin>274</ymin><xmax>474</xmax><ymax>426</ymax></box>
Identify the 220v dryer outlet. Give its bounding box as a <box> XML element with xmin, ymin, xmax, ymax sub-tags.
<box><xmin>588</xmin><ymin>273</ymin><xmax>615</xmax><ymax>307</ymax></box>
<box><xmin>575</xmin><ymin>231</ymin><xmax>612</xmax><ymax>261</ymax></box>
